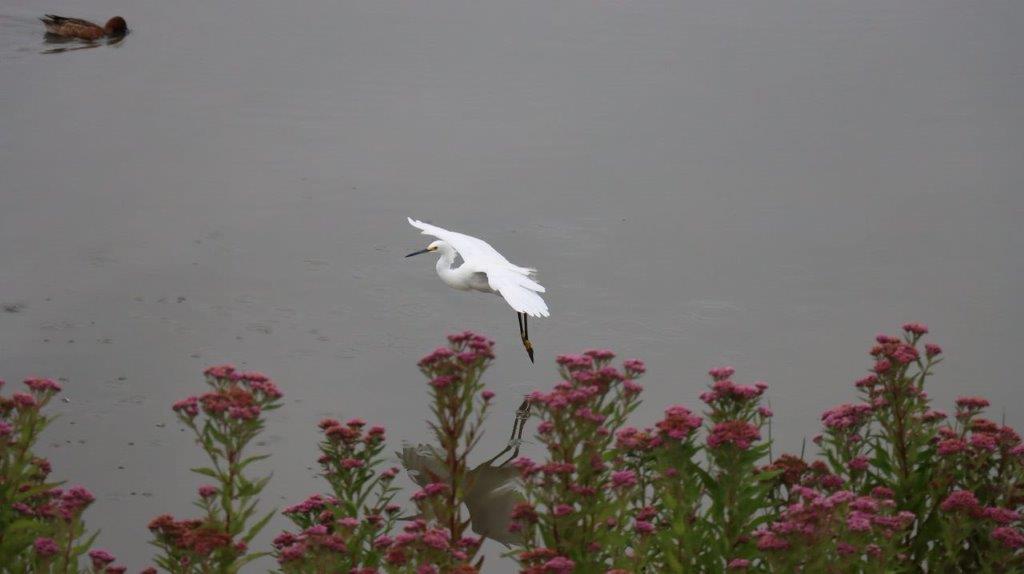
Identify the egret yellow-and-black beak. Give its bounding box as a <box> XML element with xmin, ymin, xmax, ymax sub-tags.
<box><xmin>405</xmin><ymin>248</ymin><xmax>431</xmax><ymax>258</ymax></box>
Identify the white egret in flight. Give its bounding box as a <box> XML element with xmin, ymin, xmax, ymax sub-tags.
<box><xmin>405</xmin><ymin>218</ymin><xmax>549</xmax><ymax>362</ymax></box>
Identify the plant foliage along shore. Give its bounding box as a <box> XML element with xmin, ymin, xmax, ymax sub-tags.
<box><xmin>1</xmin><ymin>324</ymin><xmax>1022</xmax><ymax>572</ymax></box>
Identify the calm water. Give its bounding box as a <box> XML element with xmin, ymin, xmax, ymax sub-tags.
<box><xmin>1</xmin><ymin>0</ymin><xmax>1022</xmax><ymax>569</ymax></box>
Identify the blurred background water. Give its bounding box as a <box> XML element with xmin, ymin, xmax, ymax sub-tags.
<box><xmin>1</xmin><ymin>0</ymin><xmax>1021</xmax><ymax>569</ymax></box>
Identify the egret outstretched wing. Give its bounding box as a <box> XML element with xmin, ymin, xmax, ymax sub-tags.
<box><xmin>487</xmin><ymin>268</ymin><xmax>549</xmax><ymax>318</ymax></box>
<box><xmin>407</xmin><ymin>218</ymin><xmax>536</xmax><ymax>276</ymax></box>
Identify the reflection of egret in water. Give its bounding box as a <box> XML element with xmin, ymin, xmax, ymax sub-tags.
<box><xmin>398</xmin><ymin>398</ymin><xmax>533</xmax><ymax>545</ymax></box>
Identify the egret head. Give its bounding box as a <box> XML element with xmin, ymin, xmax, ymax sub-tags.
<box><xmin>405</xmin><ymin>240</ymin><xmax>446</xmax><ymax>258</ymax></box>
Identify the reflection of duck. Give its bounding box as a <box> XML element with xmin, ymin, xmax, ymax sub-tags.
<box><xmin>40</xmin><ymin>15</ymin><xmax>127</xmax><ymax>41</ymax></box>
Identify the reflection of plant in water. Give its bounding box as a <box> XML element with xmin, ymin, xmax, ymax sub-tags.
<box><xmin>3</xmin><ymin>323</ymin><xmax>1024</xmax><ymax>572</ymax></box>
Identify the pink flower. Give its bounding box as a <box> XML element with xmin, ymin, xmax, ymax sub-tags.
<box><xmin>623</xmin><ymin>359</ymin><xmax>646</xmax><ymax>374</ymax></box>
<box><xmin>656</xmin><ymin>405</ymin><xmax>702</xmax><ymax>440</ymax></box>
<box><xmin>820</xmin><ymin>474</ymin><xmax>844</xmax><ymax>489</ymax></box>
<box><xmin>238</xmin><ymin>371</ymin><xmax>268</xmax><ymax>383</ymax></box>
<box><xmin>412</xmin><ymin>482</ymin><xmax>448</xmax><ymax>500</ymax></box>
<box><xmin>0</xmin><ymin>422</ymin><xmax>12</xmax><ymax>437</ymax></box>
<box><xmin>340</xmin><ymin>458</ymin><xmax>364</xmax><ymax>469</ymax></box>
<box><xmin>12</xmin><ymin>392</ymin><xmax>37</xmax><ymax>409</ymax></box>
<box><xmin>542</xmin><ymin>557</ymin><xmax>575</xmax><ymax>574</ymax></box>
<box><xmin>937</xmin><ymin>439</ymin><xmax>967</xmax><ymax>457</ymax></box>
<box><xmin>707</xmin><ymin>420</ymin><xmax>761</xmax><ymax>450</ymax></box>
<box><xmin>279</xmin><ymin>542</ymin><xmax>307</xmax><ymax>562</ymax></box>
<box><xmin>512</xmin><ymin>457</ymin><xmax>538</xmax><ymax>476</ymax></box>
<box><xmin>709</xmin><ymin>366</ymin><xmax>735</xmax><ymax>381</ymax></box>
<box><xmin>849</xmin><ymin>456</ymin><xmax>869</xmax><ymax>472</ymax></box>
<box><xmin>983</xmin><ymin>507</ymin><xmax>1021</xmax><ymax>525</ymax></box>
<box><xmin>902</xmin><ymin>322</ymin><xmax>928</xmax><ymax>335</ymax></box>
<box><xmin>871</xmin><ymin>486</ymin><xmax>895</xmax><ymax>500</ymax></box>
<box><xmin>33</xmin><ymin>537</ymin><xmax>60</xmax><ymax>557</ymax></box>
<box><xmin>821</xmin><ymin>403</ymin><xmax>872</xmax><ymax>431</ymax></box>
<box><xmin>941</xmin><ymin>490</ymin><xmax>981</xmax><ymax>515</ymax></box>
<box><xmin>634</xmin><ymin>520</ymin><xmax>655</xmax><ymax>534</ymax></box>
<box><xmin>847</xmin><ymin>512</ymin><xmax>872</xmax><ymax>532</ymax></box>
<box><xmin>89</xmin><ymin>549</ymin><xmax>116</xmax><ymax>570</ymax></box>
<box><xmin>555</xmin><ymin>354</ymin><xmax>592</xmax><ymax>370</ymax></box>
<box><xmin>204</xmin><ymin>364</ymin><xmax>236</xmax><ymax>379</ymax></box>
<box><xmin>837</xmin><ymin>542</ymin><xmax>857</xmax><ymax>556</ymax></box>
<box><xmin>854</xmin><ymin>374</ymin><xmax>878</xmax><ymax>389</ymax></box>
<box><xmin>553</xmin><ymin>504</ymin><xmax>573</xmax><ymax>517</ymax></box>
<box><xmin>420</xmin><ymin>530</ymin><xmax>448</xmax><ymax>550</ymax></box>
<box><xmin>172</xmin><ymin>396</ymin><xmax>199</xmax><ymax>418</ymax></box>
<box><xmin>992</xmin><ymin>527</ymin><xmax>1024</xmax><ymax>549</ymax></box>
<box><xmin>584</xmin><ymin>349</ymin><xmax>615</xmax><ymax>360</ymax></box>
<box><xmin>925</xmin><ymin>343</ymin><xmax>942</xmax><ymax>358</ymax></box>
<box><xmin>616</xmin><ymin>427</ymin><xmax>657</xmax><ymax>451</ymax></box>
<box><xmin>418</xmin><ymin>347</ymin><xmax>455</xmax><ymax>367</ymax></box>
<box><xmin>198</xmin><ymin>485</ymin><xmax>218</xmax><ymax>499</ymax></box>
<box><xmin>956</xmin><ymin>396</ymin><xmax>990</xmax><ymax>411</ymax></box>
<box><xmin>756</xmin><ymin>531</ymin><xmax>789</xmax><ymax>551</ymax></box>
<box><xmin>970</xmin><ymin>433</ymin><xmax>997</xmax><ymax>451</ymax></box>
<box><xmin>758</xmin><ymin>406</ymin><xmax>774</xmax><ymax>418</ymax></box>
<box><xmin>611</xmin><ymin>470</ymin><xmax>638</xmax><ymax>488</ymax></box>
<box><xmin>481</xmin><ymin>390</ymin><xmax>495</xmax><ymax>401</ymax></box>
<box><xmin>428</xmin><ymin>375</ymin><xmax>456</xmax><ymax>389</ymax></box>
<box><xmin>24</xmin><ymin>378</ymin><xmax>62</xmax><ymax>393</ymax></box>
<box><xmin>622</xmin><ymin>379</ymin><xmax>643</xmax><ymax>394</ymax></box>
<box><xmin>727</xmin><ymin>558</ymin><xmax>751</xmax><ymax>570</ymax></box>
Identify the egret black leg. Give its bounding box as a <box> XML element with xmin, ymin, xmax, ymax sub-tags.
<box><xmin>521</xmin><ymin>313</ymin><xmax>534</xmax><ymax>363</ymax></box>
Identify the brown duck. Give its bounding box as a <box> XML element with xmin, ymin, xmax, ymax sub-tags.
<box><xmin>40</xmin><ymin>15</ymin><xmax>128</xmax><ymax>41</ymax></box>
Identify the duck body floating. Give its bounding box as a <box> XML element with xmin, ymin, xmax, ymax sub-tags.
<box><xmin>40</xmin><ymin>15</ymin><xmax>128</xmax><ymax>41</ymax></box>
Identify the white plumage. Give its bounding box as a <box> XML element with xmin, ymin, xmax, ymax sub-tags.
<box><xmin>407</xmin><ymin>218</ymin><xmax>549</xmax><ymax>318</ymax></box>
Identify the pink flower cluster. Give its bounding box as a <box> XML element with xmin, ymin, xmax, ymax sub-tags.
<box><xmin>420</xmin><ymin>331</ymin><xmax>495</xmax><ymax>370</ymax></box>
<box><xmin>0</xmin><ymin>378</ymin><xmax>63</xmax><ymax>416</ymax></box>
<box><xmin>411</xmin><ymin>482</ymin><xmax>449</xmax><ymax>501</ymax></box>
<box><xmin>756</xmin><ymin>486</ymin><xmax>914</xmax><ymax>556</ymax></box>
<box><xmin>379</xmin><ymin>519</ymin><xmax>480</xmax><ymax>569</ymax></box>
<box><xmin>821</xmin><ymin>403</ymin><xmax>873</xmax><ymax>432</ymax></box>
<box><xmin>517</xmin><ymin>548</ymin><xmax>576</xmax><ymax>574</ymax></box>
<box><xmin>655</xmin><ymin>405</ymin><xmax>703</xmax><ymax>441</ymax></box>
<box><xmin>148</xmin><ymin>514</ymin><xmax>236</xmax><ymax>557</ymax></box>
<box><xmin>318</xmin><ymin>417</ymin><xmax>386</xmax><ymax>446</ymax></box>
<box><xmin>700</xmin><ymin>378</ymin><xmax>767</xmax><ymax>406</ymax></box>
<box><xmin>615</xmin><ymin>426</ymin><xmax>659</xmax><ymax>451</ymax></box>
<box><xmin>274</xmin><ymin>524</ymin><xmax>348</xmax><ymax>563</ymax></box>
<box><xmin>869</xmin><ymin>333</ymin><xmax>921</xmax><ymax>370</ymax></box>
<box><xmin>283</xmin><ymin>493</ymin><xmax>338</xmax><ymax>517</ymax></box>
<box><xmin>707</xmin><ymin>420</ymin><xmax>761</xmax><ymax>450</ymax></box>
<box><xmin>174</xmin><ymin>365</ymin><xmax>282</xmax><ymax>423</ymax></box>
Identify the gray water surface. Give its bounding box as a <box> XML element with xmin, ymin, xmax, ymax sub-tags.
<box><xmin>2</xmin><ymin>0</ymin><xmax>1022</xmax><ymax>569</ymax></box>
